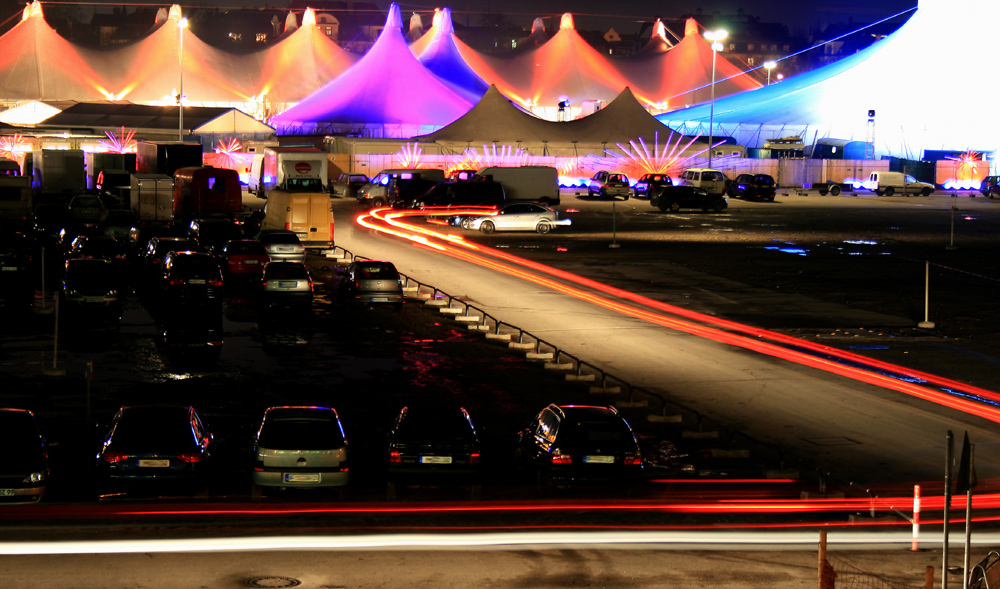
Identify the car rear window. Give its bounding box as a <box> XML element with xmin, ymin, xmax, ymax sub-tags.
<box><xmin>66</xmin><ymin>261</ymin><xmax>115</xmax><ymax>285</ymax></box>
<box><xmin>561</xmin><ymin>420</ymin><xmax>635</xmax><ymax>450</ymax></box>
<box><xmin>398</xmin><ymin>408</ymin><xmax>476</xmax><ymax>441</ymax></box>
<box><xmin>227</xmin><ymin>241</ymin><xmax>267</xmax><ymax>255</ymax></box>
<box><xmin>170</xmin><ymin>255</ymin><xmax>219</xmax><ymax>275</ymax></box>
<box><xmin>260</xmin><ymin>417</ymin><xmax>345</xmax><ymax>450</ymax></box>
<box><xmin>261</xmin><ymin>233</ymin><xmax>300</xmax><ymax>245</ymax></box>
<box><xmin>110</xmin><ymin>410</ymin><xmax>196</xmax><ymax>451</ymax></box>
<box><xmin>265</xmin><ymin>263</ymin><xmax>308</xmax><ymax>279</ymax></box>
<box><xmin>357</xmin><ymin>263</ymin><xmax>398</xmax><ymax>279</ymax></box>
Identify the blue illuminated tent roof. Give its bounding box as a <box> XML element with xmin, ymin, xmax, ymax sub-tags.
<box><xmin>415</xmin><ymin>8</ymin><xmax>489</xmax><ymax>103</ymax></box>
<box><xmin>656</xmin><ymin>0</ymin><xmax>1000</xmax><ymax>158</ymax></box>
<box><xmin>270</xmin><ymin>3</ymin><xmax>473</xmax><ymax>135</ymax></box>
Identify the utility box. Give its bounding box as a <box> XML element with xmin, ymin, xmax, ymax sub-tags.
<box><xmin>32</xmin><ymin>149</ymin><xmax>86</xmax><ymax>197</ymax></box>
<box><xmin>130</xmin><ymin>173</ymin><xmax>174</xmax><ymax>224</ymax></box>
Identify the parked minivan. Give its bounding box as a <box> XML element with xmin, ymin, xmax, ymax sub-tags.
<box><xmin>357</xmin><ymin>169</ymin><xmax>446</xmax><ymax>208</ymax></box>
<box><xmin>867</xmin><ymin>171</ymin><xmax>934</xmax><ymax>196</ymax></box>
<box><xmin>678</xmin><ymin>168</ymin><xmax>730</xmax><ymax>196</ymax></box>
<box><xmin>261</xmin><ymin>192</ymin><xmax>334</xmax><ymax>252</ymax></box>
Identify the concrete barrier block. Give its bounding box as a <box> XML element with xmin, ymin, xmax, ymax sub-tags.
<box><xmin>526</xmin><ymin>352</ymin><xmax>554</xmax><ymax>361</ymax></box>
<box><xmin>509</xmin><ymin>342</ymin><xmax>535</xmax><ymax>351</ymax></box>
<box><xmin>467</xmin><ymin>324</ymin><xmax>490</xmax><ymax>332</ymax></box>
<box><xmin>439</xmin><ymin>307</ymin><xmax>463</xmax><ymax>315</ymax></box>
<box><xmin>485</xmin><ymin>333</ymin><xmax>511</xmax><ymax>342</ymax></box>
<box><xmin>565</xmin><ymin>374</ymin><xmax>596</xmax><ymax>382</ymax></box>
<box><xmin>682</xmin><ymin>431</ymin><xmax>719</xmax><ymax>439</ymax></box>
<box><xmin>709</xmin><ymin>448</ymin><xmax>750</xmax><ymax>458</ymax></box>
<box><xmin>588</xmin><ymin>386</ymin><xmax>621</xmax><ymax>394</ymax></box>
<box><xmin>618</xmin><ymin>400</ymin><xmax>648</xmax><ymax>408</ymax></box>
<box><xmin>453</xmin><ymin>315</ymin><xmax>480</xmax><ymax>323</ymax></box>
<box><xmin>544</xmin><ymin>363</ymin><xmax>574</xmax><ymax>371</ymax></box>
<box><xmin>647</xmin><ymin>414</ymin><xmax>682</xmax><ymax>423</ymax></box>
<box><xmin>424</xmin><ymin>299</ymin><xmax>447</xmax><ymax>307</ymax></box>
<box><xmin>408</xmin><ymin>293</ymin><xmax>431</xmax><ymax>301</ymax></box>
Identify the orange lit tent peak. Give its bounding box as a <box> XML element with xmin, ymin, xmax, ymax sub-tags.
<box><xmin>559</xmin><ymin>13</ymin><xmax>574</xmax><ymax>30</ymax></box>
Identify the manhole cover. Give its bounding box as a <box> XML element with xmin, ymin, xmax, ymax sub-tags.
<box><xmin>246</xmin><ymin>577</ymin><xmax>301</xmax><ymax>588</ymax></box>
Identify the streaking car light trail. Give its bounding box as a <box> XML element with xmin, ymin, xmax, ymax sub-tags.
<box><xmin>359</xmin><ymin>208</ymin><xmax>1000</xmax><ymax>422</ymax></box>
<box><xmin>6</xmin><ymin>529</ymin><xmax>1000</xmax><ymax>555</ymax></box>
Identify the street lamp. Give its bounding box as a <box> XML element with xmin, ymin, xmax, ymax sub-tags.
<box><xmin>703</xmin><ymin>29</ymin><xmax>727</xmax><ymax>169</ymax></box>
<box><xmin>764</xmin><ymin>60</ymin><xmax>777</xmax><ymax>85</ymax></box>
<box><xmin>177</xmin><ymin>16</ymin><xmax>188</xmax><ymax>141</ymax></box>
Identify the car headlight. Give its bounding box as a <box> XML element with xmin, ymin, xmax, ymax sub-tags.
<box><xmin>25</xmin><ymin>471</ymin><xmax>46</xmax><ymax>483</ymax></box>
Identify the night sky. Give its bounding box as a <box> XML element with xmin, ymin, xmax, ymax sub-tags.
<box><xmin>397</xmin><ymin>0</ymin><xmax>917</xmax><ymax>34</ymax></box>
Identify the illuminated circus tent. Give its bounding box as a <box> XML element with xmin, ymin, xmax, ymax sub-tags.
<box><xmin>616</xmin><ymin>18</ymin><xmax>761</xmax><ymax>111</ymax></box>
<box><xmin>414</xmin><ymin>8</ymin><xmax>490</xmax><ymax>103</ymax></box>
<box><xmin>270</xmin><ymin>3</ymin><xmax>474</xmax><ymax>137</ymax></box>
<box><xmin>240</xmin><ymin>9</ymin><xmax>358</xmax><ymax>107</ymax></box>
<box><xmin>656</xmin><ymin>0</ymin><xmax>1000</xmax><ymax>159</ymax></box>
<box><xmin>0</xmin><ymin>2</ymin><xmax>116</xmax><ymax>102</ymax></box>
<box><xmin>634</xmin><ymin>19</ymin><xmax>676</xmax><ymax>56</ymax></box>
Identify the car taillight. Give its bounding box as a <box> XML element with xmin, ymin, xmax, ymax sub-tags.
<box><xmin>177</xmin><ymin>453</ymin><xmax>202</xmax><ymax>463</ymax></box>
<box><xmin>329</xmin><ymin>222</ymin><xmax>334</xmax><ymax>236</ymax></box>
<box><xmin>308</xmin><ymin>280</ymin><xmax>314</xmax><ymax>291</ymax></box>
<box><xmin>101</xmin><ymin>452</ymin><xmax>129</xmax><ymax>463</ymax></box>
<box><xmin>285</xmin><ymin>222</ymin><xmax>290</xmax><ymax>230</ymax></box>
<box><xmin>550</xmin><ymin>449</ymin><xmax>572</xmax><ymax>464</ymax></box>
<box><xmin>207</xmin><ymin>280</ymin><xmax>223</xmax><ymax>287</ymax></box>
<box><xmin>168</xmin><ymin>279</ymin><xmax>186</xmax><ymax>286</ymax></box>
<box><xmin>624</xmin><ymin>455</ymin><xmax>642</xmax><ymax>466</ymax></box>
<box><xmin>389</xmin><ymin>450</ymin><xmax>401</xmax><ymax>463</ymax></box>
<box><xmin>468</xmin><ymin>453</ymin><xmax>480</xmax><ymax>464</ymax></box>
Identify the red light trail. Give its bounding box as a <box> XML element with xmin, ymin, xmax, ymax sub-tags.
<box><xmin>359</xmin><ymin>207</ymin><xmax>1000</xmax><ymax>424</ymax></box>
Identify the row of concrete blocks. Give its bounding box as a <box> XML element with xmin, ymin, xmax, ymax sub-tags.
<box><xmin>412</xmin><ymin>288</ymin><xmax>799</xmax><ymax>480</ymax></box>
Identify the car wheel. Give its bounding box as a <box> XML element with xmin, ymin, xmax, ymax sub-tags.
<box><xmin>588</xmin><ymin>188</ymin><xmax>594</xmax><ymax>197</ymax></box>
<box><xmin>830</xmin><ymin>185</ymin><xmax>842</xmax><ymax>196</ymax></box>
<box><xmin>712</xmin><ymin>201</ymin><xmax>724</xmax><ymax>213</ymax></box>
<box><xmin>480</xmin><ymin>220</ymin><xmax>496</xmax><ymax>234</ymax></box>
<box><xmin>668</xmin><ymin>202</ymin><xmax>681</xmax><ymax>213</ymax></box>
<box><xmin>921</xmin><ymin>188</ymin><xmax>931</xmax><ymax>196</ymax></box>
<box><xmin>875</xmin><ymin>189</ymin><xmax>884</xmax><ymax>196</ymax></box>
<box><xmin>884</xmin><ymin>187</ymin><xmax>895</xmax><ymax>197</ymax></box>
<box><xmin>819</xmin><ymin>190</ymin><xmax>828</xmax><ymax>196</ymax></box>
<box><xmin>460</xmin><ymin>218</ymin><xmax>473</xmax><ymax>230</ymax></box>
<box><xmin>536</xmin><ymin>222</ymin><xmax>552</xmax><ymax>234</ymax></box>
<box><xmin>372</xmin><ymin>197</ymin><xmax>387</xmax><ymax>207</ymax></box>
<box><xmin>599</xmin><ymin>189</ymin><xmax>608</xmax><ymax>200</ymax></box>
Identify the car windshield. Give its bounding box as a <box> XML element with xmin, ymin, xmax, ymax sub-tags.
<box><xmin>170</xmin><ymin>255</ymin><xmax>218</xmax><ymax>275</ymax></box>
<box><xmin>559</xmin><ymin>419</ymin><xmax>635</xmax><ymax>451</ymax></box>
<box><xmin>0</xmin><ymin>412</ymin><xmax>40</xmax><ymax>446</ymax></box>
<box><xmin>66</xmin><ymin>261</ymin><xmax>114</xmax><ymax>285</ymax></box>
<box><xmin>357</xmin><ymin>263</ymin><xmax>398</xmax><ymax>279</ymax></box>
<box><xmin>755</xmin><ymin>176</ymin><xmax>775</xmax><ymax>184</ymax></box>
<box><xmin>259</xmin><ymin>415</ymin><xmax>345</xmax><ymax>450</ymax></box>
<box><xmin>110</xmin><ymin>408</ymin><xmax>195</xmax><ymax>452</ymax></box>
<box><xmin>81</xmin><ymin>240</ymin><xmax>121</xmax><ymax>255</ymax></box>
<box><xmin>71</xmin><ymin>197</ymin><xmax>102</xmax><ymax>208</ymax></box>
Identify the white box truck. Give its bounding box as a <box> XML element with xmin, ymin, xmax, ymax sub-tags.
<box><xmin>254</xmin><ymin>147</ymin><xmax>328</xmax><ymax>197</ymax></box>
<box><xmin>472</xmin><ymin>166</ymin><xmax>560</xmax><ymax>206</ymax></box>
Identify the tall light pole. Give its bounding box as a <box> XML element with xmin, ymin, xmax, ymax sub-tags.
<box><xmin>764</xmin><ymin>60</ymin><xmax>777</xmax><ymax>85</ymax></box>
<box><xmin>704</xmin><ymin>29</ymin><xmax>727</xmax><ymax>169</ymax></box>
<box><xmin>177</xmin><ymin>16</ymin><xmax>188</xmax><ymax>141</ymax></box>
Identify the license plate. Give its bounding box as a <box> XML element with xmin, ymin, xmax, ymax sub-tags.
<box><xmin>0</xmin><ymin>489</ymin><xmax>15</xmax><ymax>496</ymax></box>
<box><xmin>84</xmin><ymin>297</ymin><xmax>106</xmax><ymax>303</ymax></box>
<box><xmin>1</xmin><ymin>267</ymin><xmax>17</xmax><ymax>271</ymax></box>
<box><xmin>371</xmin><ymin>297</ymin><xmax>389</xmax><ymax>303</ymax></box>
<box><xmin>278</xmin><ymin>281</ymin><xmax>297</xmax><ymax>288</ymax></box>
<box><xmin>243</xmin><ymin>260</ymin><xmax>259</xmax><ymax>264</ymax></box>
<box><xmin>582</xmin><ymin>455</ymin><xmax>614</xmax><ymax>464</ymax></box>
<box><xmin>285</xmin><ymin>473</ymin><xmax>320</xmax><ymax>483</ymax></box>
<box><xmin>189</xmin><ymin>279</ymin><xmax>206</xmax><ymax>284</ymax></box>
<box><xmin>419</xmin><ymin>456</ymin><xmax>452</xmax><ymax>464</ymax></box>
<box><xmin>138</xmin><ymin>459</ymin><xmax>170</xmax><ymax>467</ymax></box>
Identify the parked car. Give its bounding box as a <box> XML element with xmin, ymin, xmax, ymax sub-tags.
<box><xmin>67</xmin><ymin>194</ymin><xmax>107</xmax><ymax>228</ymax></box>
<box><xmin>127</xmin><ymin>224</ymin><xmax>185</xmax><ymax>258</ymax></box>
<box><xmin>463</xmin><ymin>202</ymin><xmax>571</xmax><ymax>234</ymax></box>
<box><xmin>218</xmin><ymin>239</ymin><xmax>270</xmax><ymax>278</ymax></box>
<box><xmin>32</xmin><ymin>203</ymin><xmax>73</xmax><ymax>246</ymax></box>
<box><xmin>260</xmin><ymin>260</ymin><xmax>314</xmax><ymax>304</ymax></box>
<box><xmin>0</xmin><ymin>408</ymin><xmax>49</xmax><ymax>504</ymax></box>
<box><xmin>66</xmin><ymin>235</ymin><xmax>127</xmax><ymax>268</ymax></box>
<box><xmin>96</xmin><ymin>210</ymin><xmax>139</xmax><ymax>242</ymax></box>
<box><xmin>339</xmin><ymin>260</ymin><xmax>403</xmax><ymax>307</ymax></box>
<box><xmin>140</xmin><ymin>236</ymin><xmax>200</xmax><ymax>274</ymax></box>
<box><xmin>387</xmin><ymin>404</ymin><xmax>481</xmax><ymax>488</ymax></box>
<box><xmin>62</xmin><ymin>258</ymin><xmax>120</xmax><ymax>311</ymax></box>
<box><xmin>588</xmin><ymin>171</ymin><xmax>631</xmax><ymax>200</ymax></box>
<box><xmin>95</xmin><ymin>405</ymin><xmax>213</xmax><ymax>491</ymax></box>
<box><xmin>729</xmin><ymin>173</ymin><xmax>777</xmax><ymax>201</ymax></box>
<box><xmin>187</xmin><ymin>218</ymin><xmax>244</xmax><ymax>255</ymax></box>
<box><xmin>253</xmin><ymin>229</ymin><xmax>305</xmax><ymax>263</ymax></box>
<box><xmin>651</xmin><ymin>185</ymin><xmax>728</xmax><ymax>213</ymax></box>
<box><xmin>979</xmin><ymin>176</ymin><xmax>1000</xmax><ymax>198</ymax></box>
<box><xmin>516</xmin><ymin>404</ymin><xmax>643</xmax><ymax>488</ymax></box>
<box><xmin>250</xmin><ymin>406</ymin><xmax>349</xmax><ymax>498</ymax></box>
<box><xmin>329</xmin><ymin>172</ymin><xmax>369</xmax><ymax>199</ymax></box>
<box><xmin>868</xmin><ymin>171</ymin><xmax>935</xmax><ymax>196</ymax></box>
<box><xmin>678</xmin><ymin>168</ymin><xmax>730</xmax><ymax>196</ymax></box>
<box><xmin>160</xmin><ymin>250</ymin><xmax>224</xmax><ymax>304</ymax></box>
<box><xmin>633</xmin><ymin>174</ymin><xmax>673</xmax><ymax>199</ymax></box>
<box><xmin>387</xmin><ymin>176</ymin><xmax>440</xmax><ymax>209</ymax></box>
<box><xmin>410</xmin><ymin>181</ymin><xmax>505</xmax><ymax>209</ymax></box>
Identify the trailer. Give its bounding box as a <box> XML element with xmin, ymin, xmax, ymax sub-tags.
<box><xmin>255</xmin><ymin>147</ymin><xmax>327</xmax><ymax>197</ymax></box>
<box><xmin>31</xmin><ymin>149</ymin><xmax>86</xmax><ymax>198</ymax></box>
<box><xmin>136</xmin><ymin>141</ymin><xmax>203</xmax><ymax>177</ymax></box>
<box><xmin>130</xmin><ymin>173</ymin><xmax>174</xmax><ymax>224</ymax></box>
<box><xmin>172</xmin><ymin>166</ymin><xmax>242</xmax><ymax>222</ymax></box>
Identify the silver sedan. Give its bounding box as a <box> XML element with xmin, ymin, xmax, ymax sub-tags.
<box><xmin>463</xmin><ymin>203</ymin><xmax>571</xmax><ymax>234</ymax></box>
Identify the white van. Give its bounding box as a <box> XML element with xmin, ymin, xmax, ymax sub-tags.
<box><xmin>472</xmin><ymin>166</ymin><xmax>560</xmax><ymax>205</ymax></box>
<box><xmin>868</xmin><ymin>171</ymin><xmax>935</xmax><ymax>196</ymax></box>
<box><xmin>678</xmin><ymin>168</ymin><xmax>730</xmax><ymax>196</ymax></box>
<box><xmin>262</xmin><ymin>191</ymin><xmax>334</xmax><ymax>252</ymax></box>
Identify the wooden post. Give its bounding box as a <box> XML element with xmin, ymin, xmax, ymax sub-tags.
<box><xmin>819</xmin><ymin>530</ymin><xmax>827</xmax><ymax>588</ymax></box>
<box><xmin>925</xmin><ymin>566</ymin><xmax>934</xmax><ymax>589</ymax></box>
